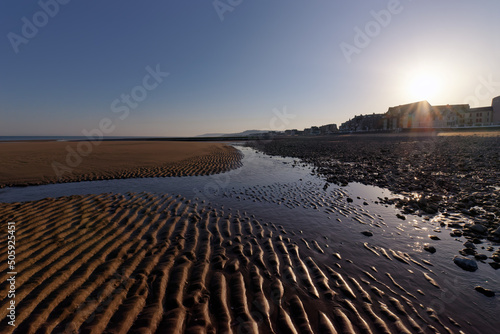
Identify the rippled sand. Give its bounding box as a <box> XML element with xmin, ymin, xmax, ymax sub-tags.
<box><xmin>0</xmin><ymin>141</ymin><xmax>243</xmax><ymax>188</ymax></box>
<box><xmin>0</xmin><ymin>193</ymin><xmax>465</xmax><ymax>333</ymax></box>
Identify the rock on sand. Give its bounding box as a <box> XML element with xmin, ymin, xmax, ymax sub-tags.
<box><xmin>453</xmin><ymin>256</ymin><xmax>478</xmax><ymax>272</ymax></box>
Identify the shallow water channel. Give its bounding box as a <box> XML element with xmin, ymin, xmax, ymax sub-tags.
<box><xmin>1</xmin><ymin>144</ymin><xmax>498</xmax><ymax>332</ymax></box>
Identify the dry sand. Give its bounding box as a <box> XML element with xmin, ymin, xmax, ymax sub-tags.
<box><xmin>0</xmin><ymin>193</ymin><xmax>462</xmax><ymax>333</ymax></box>
<box><xmin>437</xmin><ymin>131</ymin><xmax>500</xmax><ymax>137</ymax></box>
<box><xmin>0</xmin><ymin>141</ymin><xmax>242</xmax><ymax>188</ymax></box>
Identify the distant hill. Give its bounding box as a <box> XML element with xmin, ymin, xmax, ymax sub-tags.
<box><xmin>196</xmin><ymin>133</ymin><xmax>226</xmax><ymax>138</ymax></box>
<box><xmin>197</xmin><ymin>130</ymin><xmax>269</xmax><ymax>137</ymax></box>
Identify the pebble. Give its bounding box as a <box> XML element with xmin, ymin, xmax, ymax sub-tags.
<box><xmin>474</xmin><ymin>254</ymin><xmax>488</xmax><ymax>261</ymax></box>
<box><xmin>464</xmin><ymin>241</ymin><xmax>476</xmax><ymax>249</ymax></box>
<box><xmin>460</xmin><ymin>248</ymin><xmax>477</xmax><ymax>256</ymax></box>
<box><xmin>361</xmin><ymin>231</ymin><xmax>373</xmax><ymax>237</ymax></box>
<box><xmin>489</xmin><ymin>262</ymin><xmax>500</xmax><ymax>270</ymax></box>
<box><xmin>423</xmin><ymin>243</ymin><xmax>436</xmax><ymax>254</ymax></box>
<box><xmin>474</xmin><ymin>286</ymin><xmax>495</xmax><ymax>297</ymax></box>
<box><xmin>468</xmin><ymin>224</ymin><xmax>488</xmax><ymax>234</ymax></box>
<box><xmin>453</xmin><ymin>256</ymin><xmax>478</xmax><ymax>272</ymax></box>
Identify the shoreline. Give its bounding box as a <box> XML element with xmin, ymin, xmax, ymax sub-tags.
<box><xmin>248</xmin><ymin>135</ymin><xmax>500</xmax><ymax>239</ymax></box>
<box><xmin>2</xmin><ymin>127</ymin><xmax>499</xmax><ymax>143</ymax></box>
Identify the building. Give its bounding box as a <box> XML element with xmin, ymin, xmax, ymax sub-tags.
<box><xmin>382</xmin><ymin>100</ymin><xmax>500</xmax><ymax>129</ymax></box>
<box><xmin>431</xmin><ymin>104</ymin><xmax>470</xmax><ymax>128</ymax></box>
<box><xmin>340</xmin><ymin>114</ymin><xmax>384</xmax><ymax>132</ymax></box>
<box><xmin>340</xmin><ymin>115</ymin><xmax>363</xmax><ymax>132</ymax></box>
<box><xmin>360</xmin><ymin>114</ymin><xmax>384</xmax><ymax>131</ymax></box>
<box><xmin>465</xmin><ymin>106</ymin><xmax>493</xmax><ymax>126</ymax></box>
<box><xmin>319</xmin><ymin>123</ymin><xmax>338</xmax><ymax>135</ymax></box>
<box><xmin>323</xmin><ymin>95</ymin><xmax>500</xmax><ymax>135</ymax></box>
<box><xmin>310</xmin><ymin>126</ymin><xmax>320</xmax><ymax>135</ymax></box>
<box><xmin>491</xmin><ymin>96</ymin><xmax>500</xmax><ymax>125</ymax></box>
<box><xmin>384</xmin><ymin>101</ymin><xmax>433</xmax><ymax>130</ymax></box>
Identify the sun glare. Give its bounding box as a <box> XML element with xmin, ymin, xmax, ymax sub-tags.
<box><xmin>408</xmin><ymin>72</ymin><xmax>442</xmax><ymax>102</ymax></box>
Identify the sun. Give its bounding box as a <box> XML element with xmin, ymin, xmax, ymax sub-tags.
<box><xmin>408</xmin><ymin>72</ymin><xmax>441</xmax><ymax>102</ymax></box>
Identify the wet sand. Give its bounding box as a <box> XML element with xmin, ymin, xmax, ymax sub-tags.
<box><xmin>0</xmin><ymin>193</ymin><xmax>468</xmax><ymax>333</ymax></box>
<box><xmin>248</xmin><ymin>135</ymin><xmax>500</xmax><ymax>237</ymax></box>
<box><xmin>0</xmin><ymin>141</ymin><xmax>242</xmax><ymax>188</ymax></box>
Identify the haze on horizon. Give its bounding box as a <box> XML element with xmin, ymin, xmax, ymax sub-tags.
<box><xmin>1</xmin><ymin>0</ymin><xmax>500</xmax><ymax>137</ymax></box>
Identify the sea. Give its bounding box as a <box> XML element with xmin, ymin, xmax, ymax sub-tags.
<box><xmin>0</xmin><ymin>136</ymin><xmax>157</xmax><ymax>142</ymax></box>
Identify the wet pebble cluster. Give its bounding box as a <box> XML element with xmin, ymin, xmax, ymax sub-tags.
<box><xmin>427</xmin><ymin>212</ymin><xmax>500</xmax><ymax>271</ymax></box>
<box><xmin>249</xmin><ymin>135</ymin><xmax>500</xmax><ymax>238</ymax></box>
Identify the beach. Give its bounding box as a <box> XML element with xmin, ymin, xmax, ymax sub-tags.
<box><xmin>0</xmin><ymin>139</ymin><xmax>498</xmax><ymax>333</ymax></box>
<box><xmin>4</xmin><ymin>0</ymin><xmax>500</xmax><ymax>332</ymax></box>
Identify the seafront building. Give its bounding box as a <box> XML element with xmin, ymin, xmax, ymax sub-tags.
<box><xmin>320</xmin><ymin>123</ymin><xmax>338</xmax><ymax>134</ymax></box>
<box><xmin>340</xmin><ymin>95</ymin><xmax>500</xmax><ymax>132</ymax></box>
<box><xmin>278</xmin><ymin>96</ymin><xmax>500</xmax><ymax>136</ymax></box>
<box><xmin>339</xmin><ymin>114</ymin><xmax>384</xmax><ymax>132</ymax></box>
<box><xmin>493</xmin><ymin>96</ymin><xmax>500</xmax><ymax>124</ymax></box>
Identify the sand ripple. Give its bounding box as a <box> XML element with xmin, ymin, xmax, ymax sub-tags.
<box><xmin>0</xmin><ymin>142</ymin><xmax>243</xmax><ymax>188</ymax></box>
<box><xmin>0</xmin><ymin>193</ymin><xmax>464</xmax><ymax>333</ymax></box>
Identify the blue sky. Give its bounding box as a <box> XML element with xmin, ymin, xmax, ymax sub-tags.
<box><xmin>1</xmin><ymin>0</ymin><xmax>500</xmax><ymax>136</ymax></box>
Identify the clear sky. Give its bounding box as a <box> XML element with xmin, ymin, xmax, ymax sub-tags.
<box><xmin>1</xmin><ymin>0</ymin><xmax>500</xmax><ymax>137</ymax></box>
